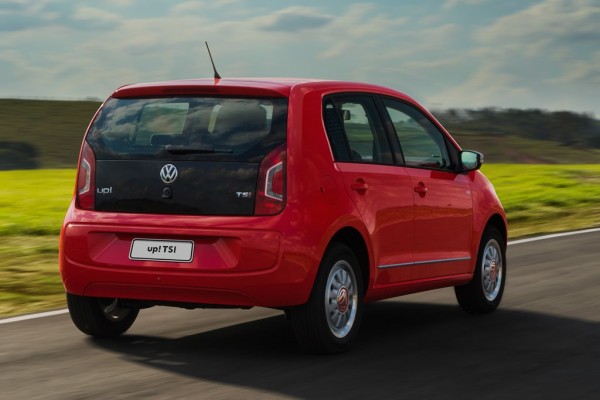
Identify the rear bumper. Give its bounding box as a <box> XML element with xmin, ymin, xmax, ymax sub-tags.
<box><xmin>60</xmin><ymin>211</ymin><xmax>316</xmax><ymax>308</ymax></box>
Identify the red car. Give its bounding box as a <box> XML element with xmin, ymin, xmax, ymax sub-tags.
<box><xmin>60</xmin><ymin>78</ymin><xmax>507</xmax><ymax>353</ymax></box>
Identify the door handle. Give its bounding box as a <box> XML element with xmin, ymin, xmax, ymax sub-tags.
<box><xmin>351</xmin><ymin>179</ymin><xmax>369</xmax><ymax>192</ymax></box>
<box><xmin>414</xmin><ymin>182</ymin><xmax>428</xmax><ymax>195</ymax></box>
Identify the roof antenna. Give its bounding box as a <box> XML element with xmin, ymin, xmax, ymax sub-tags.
<box><xmin>205</xmin><ymin>41</ymin><xmax>221</xmax><ymax>82</ymax></box>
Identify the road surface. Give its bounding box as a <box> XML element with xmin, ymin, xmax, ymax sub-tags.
<box><xmin>1</xmin><ymin>231</ymin><xmax>599</xmax><ymax>399</ymax></box>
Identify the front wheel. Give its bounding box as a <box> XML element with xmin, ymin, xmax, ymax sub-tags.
<box><xmin>67</xmin><ymin>293</ymin><xmax>139</xmax><ymax>337</ymax></box>
<box><xmin>289</xmin><ymin>243</ymin><xmax>364</xmax><ymax>354</ymax></box>
<box><xmin>455</xmin><ymin>226</ymin><xmax>506</xmax><ymax>314</ymax></box>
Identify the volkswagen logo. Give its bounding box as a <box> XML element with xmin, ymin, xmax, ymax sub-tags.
<box><xmin>160</xmin><ymin>164</ymin><xmax>178</xmax><ymax>184</ymax></box>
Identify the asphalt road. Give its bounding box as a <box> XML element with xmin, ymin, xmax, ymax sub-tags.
<box><xmin>1</xmin><ymin>231</ymin><xmax>599</xmax><ymax>399</ymax></box>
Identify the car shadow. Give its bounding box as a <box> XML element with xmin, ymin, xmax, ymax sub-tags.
<box><xmin>90</xmin><ymin>301</ymin><xmax>599</xmax><ymax>399</ymax></box>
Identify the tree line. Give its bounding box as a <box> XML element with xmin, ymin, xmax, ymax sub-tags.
<box><xmin>432</xmin><ymin>108</ymin><xmax>600</xmax><ymax>149</ymax></box>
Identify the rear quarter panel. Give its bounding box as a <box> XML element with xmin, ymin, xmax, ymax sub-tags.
<box><xmin>284</xmin><ymin>85</ymin><xmax>373</xmax><ymax>293</ymax></box>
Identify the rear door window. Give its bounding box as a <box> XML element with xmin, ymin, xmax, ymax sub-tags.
<box><xmin>322</xmin><ymin>95</ymin><xmax>392</xmax><ymax>164</ymax></box>
<box><xmin>87</xmin><ymin>97</ymin><xmax>287</xmax><ymax>163</ymax></box>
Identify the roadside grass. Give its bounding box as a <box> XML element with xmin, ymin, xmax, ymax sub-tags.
<box><xmin>0</xmin><ymin>169</ymin><xmax>74</xmax><ymax>236</ymax></box>
<box><xmin>0</xmin><ymin>170</ymin><xmax>74</xmax><ymax>316</ymax></box>
<box><xmin>1</xmin><ymin>165</ymin><xmax>600</xmax><ymax>317</ymax></box>
<box><xmin>482</xmin><ymin>164</ymin><xmax>600</xmax><ymax>237</ymax></box>
<box><xmin>0</xmin><ymin>236</ymin><xmax>65</xmax><ymax>316</ymax></box>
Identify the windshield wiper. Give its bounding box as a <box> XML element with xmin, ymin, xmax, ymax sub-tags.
<box><xmin>165</xmin><ymin>145</ymin><xmax>233</xmax><ymax>154</ymax></box>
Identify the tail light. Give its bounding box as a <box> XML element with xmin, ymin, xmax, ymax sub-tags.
<box><xmin>76</xmin><ymin>141</ymin><xmax>96</xmax><ymax>210</ymax></box>
<box><xmin>255</xmin><ymin>144</ymin><xmax>286</xmax><ymax>216</ymax></box>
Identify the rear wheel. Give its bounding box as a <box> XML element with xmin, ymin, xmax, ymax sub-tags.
<box><xmin>289</xmin><ymin>243</ymin><xmax>364</xmax><ymax>354</ymax></box>
<box><xmin>67</xmin><ymin>293</ymin><xmax>139</xmax><ymax>337</ymax></box>
<box><xmin>455</xmin><ymin>226</ymin><xmax>506</xmax><ymax>313</ymax></box>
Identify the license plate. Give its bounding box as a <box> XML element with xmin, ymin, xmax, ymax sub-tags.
<box><xmin>129</xmin><ymin>239</ymin><xmax>194</xmax><ymax>263</ymax></box>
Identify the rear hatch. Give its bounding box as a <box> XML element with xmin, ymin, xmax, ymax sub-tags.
<box><xmin>84</xmin><ymin>96</ymin><xmax>288</xmax><ymax>216</ymax></box>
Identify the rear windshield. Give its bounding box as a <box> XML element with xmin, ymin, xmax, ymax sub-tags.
<box><xmin>86</xmin><ymin>97</ymin><xmax>288</xmax><ymax>162</ymax></box>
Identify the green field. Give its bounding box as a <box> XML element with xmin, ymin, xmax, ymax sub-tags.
<box><xmin>0</xmin><ymin>170</ymin><xmax>75</xmax><ymax>236</ymax></box>
<box><xmin>1</xmin><ymin>165</ymin><xmax>600</xmax><ymax>317</ymax></box>
<box><xmin>0</xmin><ymin>170</ymin><xmax>75</xmax><ymax>316</ymax></box>
<box><xmin>482</xmin><ymin>164</ymin><xmax>600</xmax><ymax>237</ymax></box>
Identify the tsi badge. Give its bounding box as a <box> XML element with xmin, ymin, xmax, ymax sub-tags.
<box><xmin>236</xmin><ymin>191</ymin><xmax>253</xmax><ymax>199</ymax></box>
<box><xmin>160</xmin><ymin>164</ymin><xmax>178</xmax><ymax>184</ymax></box>
<box><xmin>97</xmin><ymin>187</ymin><xmax>112</xmax><ymax>195</ymax></box>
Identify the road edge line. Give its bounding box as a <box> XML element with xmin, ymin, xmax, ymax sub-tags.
<box><xmin>0</xmin><ymin>309</ymin><xmax>69</xmax><ymax>325</ymax></box>
<box><xmin>508</xmin><ymin>227</ymin><xmax>600</xmax><ymax>246</ymax></box>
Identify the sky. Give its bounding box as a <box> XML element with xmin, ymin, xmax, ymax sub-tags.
<box><xmin>1</xmin><ymin>0</ymin><xmax>599</xmax><ymax>115</ymax></box>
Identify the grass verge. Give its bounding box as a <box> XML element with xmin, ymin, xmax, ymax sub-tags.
<box><xmin>0</xmin><ymin>236</ymin><xmax>65</xmax><ymax>316</ymax></box>
<box><xmin>0</xmin><ymin>169</ymin><xmax>73</xmax><ymax>316</ymax></box>
<box><xmin>0</xmin><ymin>169</ymin><xmax>74</xmax><ymax>236</ymax></box>
<box><xmin>482</xmin><ymin>164</ymin><xmax>600</xmax><ymax>237</ymax></box>
<box><xmin>1</xmin><ymin>165</ymin><xmax>600</xmax><ymax>317</ymax></box>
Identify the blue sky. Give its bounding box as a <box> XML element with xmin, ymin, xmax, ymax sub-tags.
<box><xmin>1</xmin><ymin>0</ymin><xmax>599</xmax><ymax>115</ymax></box>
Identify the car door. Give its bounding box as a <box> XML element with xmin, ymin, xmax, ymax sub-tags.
<box><xmin>323</xmin><ymin>95</ymin><xmax>414</xmax><ymax>279</ymax></box>
<box><xmin>381</xmin><ymin>98</ymin><xmax>473</xmax><ymax>280</ymax></box>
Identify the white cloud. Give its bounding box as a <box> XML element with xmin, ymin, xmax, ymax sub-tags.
<box><xmin>430</xmin><ymin>0</ymin><xmax>600</xmax><ymax>110</ymax></box>
<box><xmin>549</xmin><ymin>52</ymin><xmax>600</xmax><ymax>85</ymax></box>
<box><xmin>316</xmin><ymin>4</ymin><xmax>408</xmax><ymax>58</ymax></box>
<box><xmin>443</xmin><ymin>0</ymin><xmax>487</xmax><ymax>10</ymax></box>
<box><xmin>171</xmin><ymin>0</ymin><xmax>242</xmax><ymax>15</ymax></box>
<box><xmin>428</xmin><ymin>64</ymin><xmax>530</xmax><ymax>109</ymax></box>
<box><xmin>477</xmin><ymin>0</ymin><xmax>600</xmax><ymax>45</ymax></box>
<box><xmin>260</xmin><ymin>6</ymin><xmax>333</xmax><ymax>32</ymax></box>
<box><xmin>73</xmin><ymin>6</ymin><xmax>120</xmax><ymax>25</ymax></box>
<box><xmin>0</xmin><ymin>2</ymin><xmax>462</xmax><ymax>102</ymax></box>
<box><xmin>105</xmin><ymin>0</ymin><xmax>136</xmax><ymax>6</ymax></box>
<box><xmin>0</xmin><ymin>0</ymin><xmax>598</xmax><ymax>115</ymax></box>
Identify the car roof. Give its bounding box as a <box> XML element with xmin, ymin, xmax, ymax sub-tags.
<box><xmin>112</xmin><ymin>77</ymin><xmax>415</xmax><ymax>102</ymax></box>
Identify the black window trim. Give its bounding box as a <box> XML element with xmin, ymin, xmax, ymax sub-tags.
<box><xmin>322</xmin><ymin>97</ymin><xmax>352</xmax><ymax>162</ymax></box>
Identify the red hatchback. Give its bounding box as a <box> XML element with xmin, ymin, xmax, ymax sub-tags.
<box><xmin>60</xmin><ymin>78</ymin><xmax>507</xmax><ymax>353</ymax></box>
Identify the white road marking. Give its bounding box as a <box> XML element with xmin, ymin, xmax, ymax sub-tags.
<box><xmin>508</xmin><ymin>227</ymin><xmax>600</xmax><ymax>246</ymax></box>
<box><xmin>1</xmin><ymin>227</ymin><xmax>599</xmax><ymax>325</ymax></box>
<box><xmin>0</xmin><ymin>309</ymin><xmax>68</xmax><ymax>325</ymax></box>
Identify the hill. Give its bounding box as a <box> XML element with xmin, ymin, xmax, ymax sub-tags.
<box><xmin>434</xmin><ymin>107</ymin><xmax>600</xmax><ymax>163</ymax></box>
<box><xmin>1</xmin><ymin>99</ymin><xmax>600</xmax><ymax>169</ymax></box>
<box><xmin>452</xmin><ymin>132</ymin><xmax>600</xmax><ymax>164</ymax></box>
<box><xmin>0</xmin><ymin>99</ymin><xmax>101</xmax><ymax>169</ymax></box>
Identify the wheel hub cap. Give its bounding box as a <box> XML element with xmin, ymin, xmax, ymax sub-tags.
<box><xmin>489</xmin><ymin>260</ymin><xmax>497</xmax><ymax>282</ymax></box>
<box><xmin>325</xmin><ymin>260</ymin><xmax>358</xmax><ymax>339</ymax></box>
<box><xmin>337</xmin><ymin>287</ymin><xmax>349</xmax><ymax>314</ymax></box>
<box><xmin>482</xmin><ymin>239</ymin><xmax>503</xmax><ymax>301</ymax></box>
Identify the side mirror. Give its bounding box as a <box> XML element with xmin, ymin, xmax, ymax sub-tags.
<box><xmin>460</xmin><ymin>150</ymin><xmax>483</xmax><ymax>172</ymax></box>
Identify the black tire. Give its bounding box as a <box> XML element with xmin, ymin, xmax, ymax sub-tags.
<box><xmin>67</xmin><ymin>293</ymin><xmax>139</xmax><ymax>337</ymax></box>
<box><xmin>455</xmin><ymin>226</ymin><xmax>506</xmax><ymax>314</ymax></box>
<box><xmin>289</xmin><ymin>243</ymin><xmax>364</xmax><ymax>354</ymax></box>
